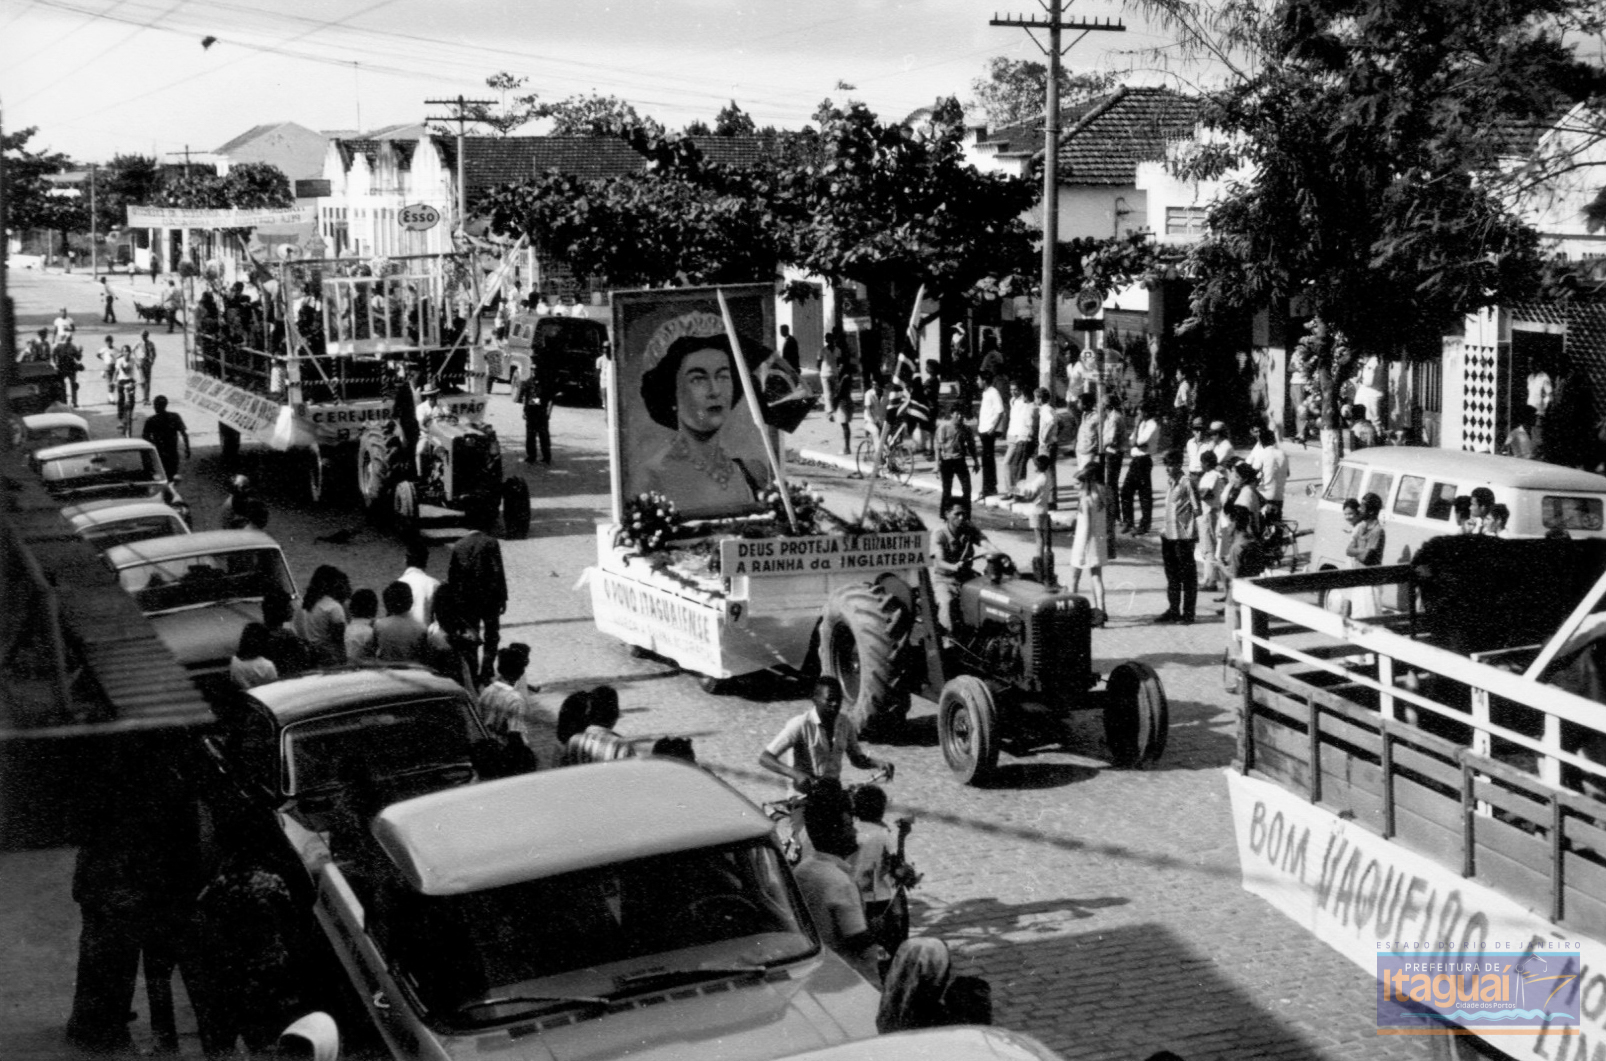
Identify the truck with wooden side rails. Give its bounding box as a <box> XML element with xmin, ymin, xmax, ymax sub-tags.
<box><xmin>181</xmin><ymin>250</ymin><xmax>528</xmax><ymax>537</ymax></box>
<box><xmin>587</xmin><ymin>284</ymin><xmax>1168</xmax><ymax>785</ymax></box>
<box><xmin>1227</xmin><ymin>536</ymin><xmax>1606</xmax><ymax>1055</ymax></box>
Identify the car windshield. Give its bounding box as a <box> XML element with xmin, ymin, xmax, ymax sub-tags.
<box><xmin>118</xmin><ymin>547</ymin><xmax>293</xmax><ymax>613</ymax></box>
<box><xmin>41</xmin><ymin>448</ymin><xmax>162</xmax><ymax>492</ymax></box>
<box><xmin>377</xmin><ymin>839</ymin><xmax>814</xmax><ymax>1028</ymax></box>
<box><xmin>281</xmin><ymin>697</ymin><xmax>481</xmax><ymax>797</ymax></box>
<box><xmin>537</xmin><ymin>319</ymin><xmax>604</xmax><ymax>353</ymax></box>
<box><xmin>83</xmin><ymin>515</ymin><xmax>187</xmax><ymax>550</ymax></box>
<box><xmin>27</xmin><ymin>425</ymin><xmax>88</xmax><ymax>450</ymax></box>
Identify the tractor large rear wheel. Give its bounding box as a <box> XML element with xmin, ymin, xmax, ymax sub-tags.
<box><xmin>937</xmin><ymin>675</ymin><xmax>1000</xmax><ymax>786</ymax></box>
<box><xmin>1103</xmin><ymin>661</ymin><xmax>1168</xmax><ymax>767</ymax></box>
<box><xmin>821</xmin><ymin>582</ymin><xmax>911</xmax><ymax>735</ymax></box>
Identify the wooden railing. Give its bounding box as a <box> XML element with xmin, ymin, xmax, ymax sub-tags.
<box><xmin>1234</xmin><ymin>567</ymin><xmax>1606</xmax><ymax>936</ymax></box>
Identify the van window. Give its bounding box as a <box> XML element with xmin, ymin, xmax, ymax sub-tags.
<box><xmin>1362</xmin><ymin>472</ymin><xmax>1395</xmax><ymax>509</ymax></box>
<box><xmin>1323</xmin><ymin>464</ymin><xmax>1361</xmax><ymax>503</ymax></box>
<box><xmin>1393</xmin><ymin>476</ymin><xmax>1426</xmax><ymax>517</ymax></box>
<box><xmin>1424</xmin><ymin>482</ymin><xmax>1458</xmax><ymax>521</ymax></box>
<box><xmin>1543</xmin><ymin>496</ymin><xmax>1605</xmax><ymax>532</ymax></box>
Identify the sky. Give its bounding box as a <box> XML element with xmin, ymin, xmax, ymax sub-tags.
<box><xmin>0</xmin><ymin>0</ymin><xmax>1194</xmax><ymax>163</ymax></box>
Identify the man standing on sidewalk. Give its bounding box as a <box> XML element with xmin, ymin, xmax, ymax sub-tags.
<box><xmin>135</xmin><ymin>330</ymin><xmax>158</xmax><ymax>405</ymax></box>
<box><xmin>1121</xmin><ymin>399</ymin><xmax>1160</xmax><ymax>534</ymax></box>
<box><xmin>935</xmin><ymin>405</ymin><xmax>979</xmax><ymax>519</ymax></box>
<box><xmin>448</xmin><ymin>501</ymin><xmax>509</xmax><ymax>684</ymax></box>
<box><xmin>100</xmin><ymin>278</ymin><xmax>118</xmax><ymax>323</ymax></box>
<box><xmin>1155</xmin><ymin>450</ymin><xmax>1198</xmax><ymax>625</ymax></box>
<box><xmin>1099</xmin><ymin>394</ymin><xmax>1127</xmax><ymax>511</ymax></box>
<box><xmin>1035</xmin><ymin>388</ymin><xmax>1062</xmax><ymax>511</ymax></box>
<box><xmin>1003</xmin><ymin>381</ymin><xmax>1036</xmax><ymax>493</ymax></box>
<box><xmin>163</xmin><ymin>281</ymin><xmax>183</xmax><ymax>334</ymax></box>
<box><xmin>976</xmin><ymin>373</ymin><xmax>1006</xmax><ymax>498</ymax></box>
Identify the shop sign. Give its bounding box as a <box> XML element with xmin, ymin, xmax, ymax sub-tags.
<box><xmin>399</xmin><ymin>204</ymin><xmax>441</xmax><ymax>232</ymax></box>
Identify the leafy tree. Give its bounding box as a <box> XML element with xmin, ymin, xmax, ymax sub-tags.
<box><xmin>714</xmin><ymin>101</ymin><xmax>756</xmax><ymax>137</ymax></box>
<box><xmin>462</xmin><ymin>71</ymin><xmax>543</xmax><ymax>137</ymax></box>
<box><xmin>537</xmin><ymin>93</ymin><xmax>664</xmax><ymax>137</ymax></box>
<box><xmin>683</xmin><ymin>120</ymin><xmax>713</xmax><ymax>136</ymax></box>
<box><xmin>2</xmin><ymin>127</ymin><xmax>80</xmax><ymax>243</ymax></box>
<box><xmin>94</xmin><ymin>153</ymin><xmax>165</xmax><ymax>233</ymax></box>
<box><xmin>767</xmin><ymin>98</ymin><xmax>1037</xmax><ymax>374</ymax></box>
<box><xmin>1163</xmin><ymin>0</ymin><xmax>1602</xmax><ymax>474</ymax></box>
<box><xmin>970</xmin><ymin>57</ymin><xmax>1117</xmax><ymax>129</ymax></box>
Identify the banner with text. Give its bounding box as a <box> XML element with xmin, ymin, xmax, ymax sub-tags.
<box><xmin>719</xmin><ymin>531</ymin><xmax>929</xmax><ymax>578</ymax></box>
<box><xmin>590</xmin><ymin>569</ymin><xmax>725</xmax><ymax>675</ymax></box>
<box><xmin>184</xmin><ymin>372</ymin><xmax>486</xmax><ymax>447</ymax></box>
<box><xmin>1226</xmin><ymin>770</ymin><xmax>1601</xmax><ymax>1052</ymax></box>
<box><xmin>128</xmin><ymin>206</ymin><xmax>317</xmax><ymax>229</ymax></box>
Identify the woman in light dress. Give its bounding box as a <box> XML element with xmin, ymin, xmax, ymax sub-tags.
<box><xmin>1068</xmin><ymin>462</ymin><xmax>1109</xmax><ymax>626</ymax></box>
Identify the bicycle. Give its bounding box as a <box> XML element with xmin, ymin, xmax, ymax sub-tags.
<box><xmin>761</xmin><ymin>764</ymin><xmax>896</xmax><ymax>865</ymax></box>
<box><xmin>854</xmin><ymin>422</ymin><xmax>917</xmax><ymax>486</ymax></box>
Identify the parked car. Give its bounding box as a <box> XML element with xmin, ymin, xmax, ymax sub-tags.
<box><xmin>105</xmin><ymin>529</ymin><xmax>296</xmax><ymax>698</ymax></box>
<box><xmin>291</xmin><ymin>758</ymin><xmax>881</xmax><ymax>1061</ymax></box>
<box><xmin>7</xmin><ymin>360</ymin><xmax>67</xmax><ymax>415</ymax></box>
<box><xmin>10</xmin><ymin>411</ymin><xmax>90</xmax><ymax>453</ymax></box>
<box><xmin>63</xmin><ymin>497</ymin><xmax>190</xmax><ymax>550</ymax></box>
<box><xmin>494</xmin><ymin>312</ymin><xmax>608</xmax><ymax>404</ymax></box>
<box><xmin>33</xmin><ymin>438</ymin><xmax>171</xmax><ymax>504</ymax></box>
<box><xmin>779</xmin><ymin>1027</ymin><xmax>1068</xmax><ymax>1061</ymax></box>
<box><xmin>203</xmin><ymin>666</ymin><xmax>494</xmax><ymax>823</ymax></box>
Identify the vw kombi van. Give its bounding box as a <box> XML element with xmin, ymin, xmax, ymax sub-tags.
<box><xmin>1311</xmin><ymin>447</ymin><xmax>1606</xmax><ymax>573</ymax></box>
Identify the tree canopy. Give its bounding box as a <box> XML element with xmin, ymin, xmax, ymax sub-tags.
<box><xmin>2</xmin><ymin>126</ymin><xmax>84</xmax><ymax>240</ymax></box>
<box><xmin>970</xmin><ymin>57</ymin><xmax>1117</xmax><ymax>129</ymax></box>
<box><xmin>1173</xmin><ymin>0</ymin><xmax>1604</xmax><ymax>432</ymax></box>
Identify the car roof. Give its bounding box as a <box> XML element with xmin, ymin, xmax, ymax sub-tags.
<box><xmin>103</xmin><ymin>528</ymin><xmax>282</xmax><ymax>568</ymax></box>
<box><xmin>66</xmin><ymin>500</ymin><xmax>186</xmax><ymax>529</ymax></box>
<box><xmin>34</xmin><ymin>437</ymin><xmax>159</xmax><ymax>462</ymax></box>
<box><xmin>245</xmin><ymin>665</ymin><xmax>471</xmax><ymax>726</ymax></box>
<box><xmin>374</xmin><ymin>759</ymin><xmax>773</xmax><ymax>896</ymax></box>
<box><xmin>1339</xmin><ymin>447</ymin><xmax>1606</xmax><ymax>493</ymax></box>
<box><xmin>23</xmin><ymin>412</ymin><xmax>89</xmax><ymax>432</ymax></box>
<box><xmin>777</xmin><ymin>1028</ymin><xmax>1066</xmax><ymax>1061</ymax></box>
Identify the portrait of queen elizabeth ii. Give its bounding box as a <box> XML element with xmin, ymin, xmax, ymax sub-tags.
<box><xmin>614</xmin><ymin>287</ymin><xmax>808</xmax><ymax>521</ymax></box>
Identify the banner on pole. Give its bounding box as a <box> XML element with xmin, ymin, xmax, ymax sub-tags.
<box><xmin>127</xmin><ymin>206</ymin><xmax>317</xmax><ymax>229</ymax></box>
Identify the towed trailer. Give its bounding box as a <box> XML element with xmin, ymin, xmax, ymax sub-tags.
<box><xmin>1227</xmin><ymin>543</ymin><xmax>1606</xmax><ymax>1055</ymax></box>
<box><xmin>181</xmin><ymin>251</ymin><xmax>528</xmax><ymax>537</ymax></box>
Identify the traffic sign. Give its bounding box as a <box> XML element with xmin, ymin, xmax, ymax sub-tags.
<box><xmin>1075</xmin><ymin>289</ymin><xmax>1103</xmax><ymax>317</ymax></box>
<box><xmin>399</xmin><ymin>203</ymin><xmax>441</xmax><ymax>232</ymax></box>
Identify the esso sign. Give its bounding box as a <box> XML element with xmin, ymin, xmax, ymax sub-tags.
<box><xmin>399</xmin><ymin>204</ymin><xmax>441</xmax><ymax>231</ymax></box>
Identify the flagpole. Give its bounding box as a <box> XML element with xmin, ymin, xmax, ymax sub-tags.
<box><xmin>860</xmin><ymin>283</ymin><xmax>927</xmax><ymax>524</ymax></box>
<box><xmin>717</xmin><ymin>288</ymin><xmax>797</xmax><ymax>533</ymax></box>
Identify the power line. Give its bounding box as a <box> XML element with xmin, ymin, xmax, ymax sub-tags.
<box><xmin>13</xmin><ymin>0</ymin><xmax>190</xmax><ymax>106</ymax></box>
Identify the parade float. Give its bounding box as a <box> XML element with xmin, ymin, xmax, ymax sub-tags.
<box><xmin>588</xmin><ymin>284</ymin><xmax>1168</xmax><ymax>782</ymax></box>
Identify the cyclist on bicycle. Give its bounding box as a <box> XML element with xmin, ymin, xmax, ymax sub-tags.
<box><xmin>761</xmin><ymin>677</ymin><xmax>893</xmax><ymax>843</ymax></box>
<box><xmin>112</xmin><ymin>345</ymin><xmax>138</xmax><ymax>430</ymax></box>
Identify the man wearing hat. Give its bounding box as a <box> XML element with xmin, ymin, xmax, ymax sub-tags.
<box><xmin>415</xmin><ymin>382</ymin><xmax>443</xmax><ymax>475</ymax></box>
<box><xmin>1210</xmin><ymin>421</ymin><xmax>1234</xmax><ymax>466</ymax></box>
<box><xmin>1183</xmin><ymin>418</ymin><xmax>1210</xmax><ymax>477</ymax></box>
<box><xmin>1154</xmin><ymin>450</ymin><xmax>1198</xmax><ymax>624</ymax></box>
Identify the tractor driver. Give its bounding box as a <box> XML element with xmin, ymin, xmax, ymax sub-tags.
<box><xmin>931</xmin><ymin>502</ymin><xmax>993</xmax><ymax>634</ymax></box>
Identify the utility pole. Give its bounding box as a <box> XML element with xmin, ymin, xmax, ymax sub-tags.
<box><xmin>89</xmin><ymin>163</ymin><xmax>97</xmax><ymax>280</ymax></box>
<box><xmin>425</xmin><ymin>95</ymin><xmax>493</xmax><ymax>235</ymax></box>
<box><xmin>991</xmin><ymin>5</ymin><xmax>1124</xmax><ymax>393</ymax></box>
<box><xmin>166</xmin><ymin>145</ymin><xmax>196</xmax><ymax>179</ymax></box>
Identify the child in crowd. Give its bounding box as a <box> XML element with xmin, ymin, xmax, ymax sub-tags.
<box><xmin>850</xmin><ymin>785</ymin><xmax>898</xmax><ymax>927</ymax></box>
<box><xmin>229</xmin><ymin>622</ymin><xmax>278</xmax><ymax>690</ymax></box>
<box><xmin>344</xmin><ymin>589</ymin><xmax>379</xmax><ymax>660</ymax></box>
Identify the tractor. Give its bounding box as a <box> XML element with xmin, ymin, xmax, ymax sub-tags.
<box><xmin>818</xmin><ymin>555</ymin><xmax>1167</xmax><ymax>785</ymax></box>
<box><xmin>356</xmin><ymin>404</ymin><xmax>529</xmax><ymax>540</ymax></box>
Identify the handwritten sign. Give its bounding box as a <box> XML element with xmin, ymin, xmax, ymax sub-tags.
<box><xmin>590</xmin><ymin>569</ymin><xmax>725</xmax><ymax>674</ymax></box>
<box><xmin>127</xmin><ymin>206</ymin><xmax>316</xmax><ymax>229</ymax></box>
<box><xmin>719</xmin><ymin>532</ymin><xmax>929</xmax><ymax>578</ymax></box>
<box><xmin>184</xmin><ymin>372</ymin><xmax>282</xmax><ymax>436</ymax></box>
<box><xmin>1227</xmin><ymin>771</ymin><xmax>1604</xmax><ymax>1055</ymax></box>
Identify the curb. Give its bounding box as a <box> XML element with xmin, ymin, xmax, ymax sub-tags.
<box><xmin>796</xmin><ymin>447</ymin><xmax>1080</xmax><ymax>528</ymax></box>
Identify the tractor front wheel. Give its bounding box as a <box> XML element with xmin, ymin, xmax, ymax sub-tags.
<box><xmin>1103</xmin><ymin>661</ymin><xmax>1168</xmax><ymax>767</ymax></box>
<box><xmin>937</xmin><ymin>676</ymin><xmax>1000</xmax><ymax>786</ymax></box>
<box><xmin>821</xmin><ymin>582</ymin><xmax>911</xmax><ymax>735</ymax></box>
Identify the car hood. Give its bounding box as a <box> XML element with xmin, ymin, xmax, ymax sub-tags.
<box><xmin>446</xmin><ymin>955</ymin><xmax>880</xmax><ymax>1061</ymax></box>
<box><xmin>146</xmin><ymin>600</ymin><xmax>263</xmax><ymax>670</ymax></box>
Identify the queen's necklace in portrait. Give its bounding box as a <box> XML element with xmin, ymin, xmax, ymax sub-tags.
<box><xmin>666</xmin><ymin>434</ymin><xmax>738</xmax><ymax>489</ymax></box>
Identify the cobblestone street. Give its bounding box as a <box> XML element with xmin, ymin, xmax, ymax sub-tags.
<box><xmin>0</xmin><ymin>268</ymin><xmax>1497</xmax><ymax>1061</ymax></box>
